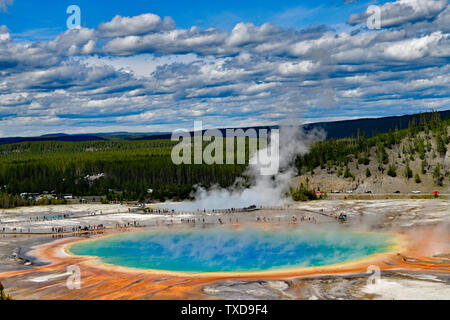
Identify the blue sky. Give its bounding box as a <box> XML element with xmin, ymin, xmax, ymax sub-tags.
<box><xmin>2</xmin><ymin>0</ymin><xmax>385</xmax><ymax>34</ymax></box>
<box><xmin>0</xmin><ymin>0</ymin><xmax>449</xmax><ymax>136</ymax></box>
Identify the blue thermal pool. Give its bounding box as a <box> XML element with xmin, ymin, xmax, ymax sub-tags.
<box><xmin>68</xmin><ymin>228</ymin><xmax>395</xmax><ymax>273</ymax></box>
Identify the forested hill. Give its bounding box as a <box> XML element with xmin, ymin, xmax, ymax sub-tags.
<box><xmin>0</xmin><ymin>134</ymin><xmax>107</xmax><ymax>145</ymax></box>
<box><xmin>303</xmin><ymin>109</ymin><xmax>450</xmax><ymax>139</ymax></box>
<box><xmin>132</xmin><ymin>110</ymin><xmax>450</xmax><ymax>141</ymax></box>
<box><xmin>1</xmin><ymin>110</ymin><xmax>448</xmax><ymax>145</ymax></box>
<box><xmin>0</xmin><ymin>132</ymin><xmax>168</xmax><ymax>145</ymax></box>
<box><xmin>294</xmin><ymin>111</ymin><xmax>450</xmax><ymax>194</ymax></box>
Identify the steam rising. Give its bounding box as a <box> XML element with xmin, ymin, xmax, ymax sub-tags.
<box><xmin>165</xmin><ymin>126</ymin><xmax>325</xmax><ymax>211</ymax></box>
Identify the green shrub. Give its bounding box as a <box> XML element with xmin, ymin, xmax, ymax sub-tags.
<box><xmin>290</xmin><ymin>184</ymin><xmax>318</xmax><ymax>201</ymax></box>
<box><xmin>405</xmin><ymin>161</ymin><xmax>413</xmax><ymax>179</ymax></box>
<box><xmin>414</xmin><ymin>173</ymin><xmax>421</xmax><ymax>183</ymax></box>
<box><xmin>387</xmin><ymin>164</ymin><xmax>397</xmax><ymax>177</ymax></box>
<box><xmin>433</xmin><ymin>163</ymin><xmax>444</xmax><ymax>186</ymax></box>
<box><xmin>0</xmin><ymin>281</ymin><xmax>12</xmax><ymax>300</ymax></box>
<box><xmin>343</xmin><ymin>167</ymin><xmax>354</xmax><ymax>179</ymax></box>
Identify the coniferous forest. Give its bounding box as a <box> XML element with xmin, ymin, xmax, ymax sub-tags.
<box><xmin>0</xmin><ymin>139</ymin><xmax>249</xmax><ymax>206</ymax></box>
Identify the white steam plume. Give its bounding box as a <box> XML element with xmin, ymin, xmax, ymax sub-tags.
<box><xmin>164</xmin><ymin>126</ymin><xmax>325</xmax><ymax>211</ymax></box>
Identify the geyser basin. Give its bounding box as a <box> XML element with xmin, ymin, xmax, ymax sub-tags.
<box><xmin>69</xmin><ymin>228</ymin><xmax>395</xmax><ymax>273</ymax></box>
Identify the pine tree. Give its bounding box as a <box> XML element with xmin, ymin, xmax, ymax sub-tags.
<box><xmin>414</xmin><ymin>173</ymin><xmax>421</xmax><ymax>183</ymax></box>
<box><xmin>433</xmin><ymin>163</ymin><xmax>444</xmax><ymax>186</ymax></box>
<box><xmin>405</xmin><ymin>160</ymin><xmax>413</xmax><ymax>179</ymax></box>
<box><xmin>343</xmin><ymin>166</ymin><xmax>354</xmax><ymax>179</ymax></box>
<box><xmin>421</xmin><ymin>159</ymin><xmax>427</xmax><ymax>174</ymax></box>
<box><xmin>436</xmin><ymin>134</ymin><xmax>447</xmax><ymax>156</ymax></box>
<box><xmin>387</xmin><ymin>164</ymin><xmax>397</xmax><ymax>177</ymax></box>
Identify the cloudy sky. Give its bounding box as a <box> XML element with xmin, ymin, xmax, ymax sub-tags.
<box><xmin>0</xmin><ymin>0</ymin><xmax>449</xmax><ymax>137</ymax></box>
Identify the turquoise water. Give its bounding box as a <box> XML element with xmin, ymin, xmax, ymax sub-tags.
<box><xmin>69</xmin><ymin>228</ymin><xmax>394</xmax><ymax>273</ymax></box>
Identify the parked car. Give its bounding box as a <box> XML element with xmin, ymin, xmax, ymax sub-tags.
<box><xmin>412</xmin><ymin>190</ymin><xmax>421</xmax><ymax>194</ymax></box>
<box><xmin>394</xmin><ymin>190</ymin><xmax>400</xmax><ymax>194</ymax></box>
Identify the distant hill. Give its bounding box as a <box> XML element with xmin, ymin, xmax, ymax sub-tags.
<box><xmin>131</xmin><ymin>126</ymin><xmax>277</xmax><ymax>141</ymax></box>
<box><xmin>133</xmin><ymin>110</ymin><xmax>450</xmax><ymax>141</ymax></box>
<box><xmin>1</xmin><ymin>110</ymin><xmax>448</xmax><ymax>145</ymax></box>
<box><xmin>98</xmin><ymin>132</ymin><xmax>170</xmax><ymax>140</ymax></box>
<box><xmin>39</xmin><ymin>133</ymin><xmax>69</xmax><ymax>137</ymax></box>
<box><xmin>0</xmin><ymin>134</ymin><xmax>107</xmax><ymax>145</ymax></box>
<box><xmin>304</xmin><ymin>110</ymin><xmax>450</xmax><ymax>139</ymax></box>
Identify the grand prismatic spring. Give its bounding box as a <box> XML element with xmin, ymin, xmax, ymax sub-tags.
<box><xmin>68</xmin><ymin>228</ymin><xmax>395</xmax><ymax>273</ymax></box>
<box><xmin>0</xmin><ymin>200</ymin><xmax>449</xmax><ymax>300</ymax></box>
